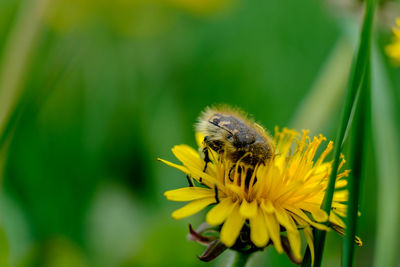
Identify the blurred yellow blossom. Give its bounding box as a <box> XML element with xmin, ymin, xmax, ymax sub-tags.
<box><xmin>44</xmin><ymin>0</ymin><xmax>233</xmax><ymax>36</ymax></box>
<box><xmin>386</xmin><ymin>18</ymin><xmax>400</xmax><ymax>64</ymax></box>
<box><xmin>168</xmin><ymin>0</ymin><xmax>233</xmax><ymax>16</ymax></box>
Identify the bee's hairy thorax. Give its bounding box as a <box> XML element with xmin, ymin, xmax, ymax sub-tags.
<box><xmin>196</xmin><ymin>107</ymin><xmax>274</xmax><ymax>168</ymax></box>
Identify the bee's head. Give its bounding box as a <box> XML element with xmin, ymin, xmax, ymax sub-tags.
<box><xmin>206</xmin><ymin>113</ymin><xmax>258</xmax><ymax>148</ymax></box>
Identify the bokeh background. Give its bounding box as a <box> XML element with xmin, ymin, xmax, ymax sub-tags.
<box><xmin>0</xmin><ymin>0</ymin><xmax>399</xmax><ymax>266</ymax></box>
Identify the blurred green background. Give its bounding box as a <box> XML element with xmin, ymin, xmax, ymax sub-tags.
<box><xmin>0</xmin><ymin>0</ymin><xmax>399</xmax><ymax>266</ymax></box>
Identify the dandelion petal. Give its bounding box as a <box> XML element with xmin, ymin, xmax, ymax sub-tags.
<box><xmin>250</xmin><ymin>209</ymin><xmax>269</xmax><ymax>247</ymax></box>
<box><xmin>287</xmin><ymin>228</ymin><xmax>302</xmax><ymax>262</ymax></box>
<box><xmin>263</xmin><ymin>210</ymin><xmax>283</xmax><ymax>253</ymax></box>
<box><xmin>172</xmin><ymin>197</ymin><xmax>216</xmax><ymax>219</ymax></box>
<box><xmin>158</xmin><ymin>158</ymin><xmax>189</xmax><ymax>174</ymax></box>
<box><xmin>274</xmin><ymin>206</ymin><xmax>296</xmax><ymax>232</ymax></box>
<box><xmin>304</xmin><ymin>226</ymin><xmax>315</xmax><ymax>266</ymax></box>
<box><xmin>261</xmin><ymin>199</ymin><xmax>275</xmax><ymax>213</ymax></box>
<box><xmin>220</xmin><ymin>203</ymin><xmax>245</xmax><ymax>247</ymax></box>
<box><xmin>172</xmin><ymin>144</ymin><xmax>203</xmax><ymax>170</ymax></box>
<box><xmin>206</xmin><ymin>198</ymin><xmax>235</xmax><ymax>225</ymax></box>
<box><xmin>165</xmin><ymin>187</ymin><xmax>214</xmax><ymax>201</ymax></box>
<box><xmin>239</xmin><ymin>199</ymin><xmax>258</xmax><ymax>218</ymax></box>
<box><xmin>300</xmin><ymin>203</ymin><xmax>328</xmax><ymax>222</ymax></box>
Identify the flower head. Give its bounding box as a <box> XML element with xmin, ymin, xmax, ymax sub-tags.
<box><xmin>160</xmin><ymin>127</ymin><xmax>361</xmax><ymax>264</ymax></box>
<box><xmin>386</xmin><ymin>18</ymin><xmax>400</xmax><ymax>64</ymax></box>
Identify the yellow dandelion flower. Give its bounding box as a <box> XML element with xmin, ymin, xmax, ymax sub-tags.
<box><xmin>386</xmin><ymin>18</ymin><xmax>400</xmax><ymax>64</ymax></box>
<box><xmin>160</xmin><ymin>127</ymin><xmax>361</xmax><ymax>264</ymax></box>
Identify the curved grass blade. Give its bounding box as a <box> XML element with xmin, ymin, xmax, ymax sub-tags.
<box><xmin>301</xmin><ymin>0</ymin><xmax>376</xmax><ymax>266</ymax></box>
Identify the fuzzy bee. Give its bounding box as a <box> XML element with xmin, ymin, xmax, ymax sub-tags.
<box><xmin>196</xmin><ymin>106</ymin><xmax>275</xmax><ymax>173</ymax></box>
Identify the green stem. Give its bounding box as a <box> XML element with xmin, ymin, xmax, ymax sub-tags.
<box><xmin>231</xmin><ymin>252</ymin><xmax>251</xmax><ymax>267</ymax></box>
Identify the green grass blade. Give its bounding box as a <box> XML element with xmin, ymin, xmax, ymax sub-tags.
<box><xmin>301</xmin><ymin>0</ymin><xmax>376</xmax><ymax>266</ymax></box>
<box><xmin>371</xmin><ymin>46</ymin><xmax>400</xmax><ymax>267</ymax></box>
<box><xmin>342</xmin><ymin>57</ymin><xmax>370</xmax><ymax>267</ymax></box>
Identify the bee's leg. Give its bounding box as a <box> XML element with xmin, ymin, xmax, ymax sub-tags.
<box><xmin>228</xmin><ymin>164</ymin><xmax>237</xmax><ymax>182</ymax></box>
<box><xmin>202</xmin><ymin>136</ymin><xmax>212</xmax><ymax>173</ymax></box>
<box><xmin>186</xmin><ymin>175</ymin><xmax>194</xmax><ymax>187</ymax></box>
<box><xmin>202</xmin><ymin>147</ymin><xmax>211</xmax><ymax>172</ymax></box>
<box><xmin>244</xmin><ymin>168</ymin><xmax>254</xmax><ymax>188</ymax></box>
<box><xmin>214</xmin><ymin>185</ymin><xmax>220</xmax><ymax>203</ymax></box>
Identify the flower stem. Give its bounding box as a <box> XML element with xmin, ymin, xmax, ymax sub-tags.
<box><xmin>231</xmin><ymin>252</ymin><xmax>251</xmax><ymax>267</ymax></box>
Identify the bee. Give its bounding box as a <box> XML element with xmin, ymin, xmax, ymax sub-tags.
<box><xmin>195</xmin><ymin>106</ymin><xmax>275</xmax><ymax>173</ymax></box>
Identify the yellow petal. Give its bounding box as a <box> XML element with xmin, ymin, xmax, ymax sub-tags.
<box><xmin>298</xmin><ymin>203</ymin><xmax>328</xmax><ymax>222</ymax></box>
<box><xmin>263</xmin><ymin>210</ymin><xmax>283</xmax><ymax>253</ymax></box>
<box><xmin>284</xmin><ymin>206</ymin><xmax>329</xmax><ymax>231</ymax></box>
<box><xmin>240</xmin><ymin>199</ymin><xmax>258</xmax><ymax>218</ymax></box>
<box><xmin>195</xmin><ymin>132</ymin><xmax>205</xmax><ymax>148</ymax></box>
<box><xmin>303</xmin><ymin>226</ymin><xmax>315</xmax><ymax>266</ymax></box>
<box><xmin>274</xmin><ymin>128</ymin><xmax>299</xmax><ymax>169</ymax></box>
<box><xmin>332</xmin><ymin>207</ymin><xmax>347</xmax><ymax>217</ymax></box>
<box><xmin>206</xmin><ymin>198</ymin><xmax>235</xmax><ymax>225</ymax></box>
<box><xmin>220</xmin><ymin>203</ymin><xmax>245</xmax><ymax>247</ymax></box>
<box><xmin>164</xmin><ymin>187</ymin><xmax>215</xmax><ymax>201</ymax></box>
<box><xmin>335</xmin><ymin>179</ymin><xmax>348</xmax><ymax>188</ymax></box>
<box><xmin>172</xmin><ymin>197</ymin><xmax>216</xmax><ymax>219</ymax></box>
<box><xmin>158</xmin><ymin>158</ymin><xmax>189</xmax><ymax>175</ymax></box>
<box><xmin>286</xmin><ymin>227</ymin><xmax>302</xmax><ymax>262</ymax></box>
<box><xmin>250</xmin><ymin>208</ymin><xmax>269</xmax><ymax>247</ymax></box>
<box><xmin>186</xmin><ymin>164</ymin><xmax>220</xmax><ymax>189</ymax></box>
<box><xmin>172</xmin><ymin>144</ymin><xmax>204</xmax><ymax>171</ymax></box>
<box><xmin>309</xmin><ymin>208</ymin><xmax>328</xmax><ymax>222</ymax></box>
<box><xmin>261</xmin><ymin>199</ymin><xmax>275</xmax><ymax>213</ymax></box>
<box><xmin>333</xmin><ymin>190</ymin><xmax>349</xmax><ymax>202</ymax></box>
<box><xmin>274</xmin><ymin>206</ymin><xmax>296</xmax><ymax>232</ymax></box>
<box><xmin>329</xmin><ymin>211</ymin><xmax>345</xmax><ymax>227</ymax></box>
